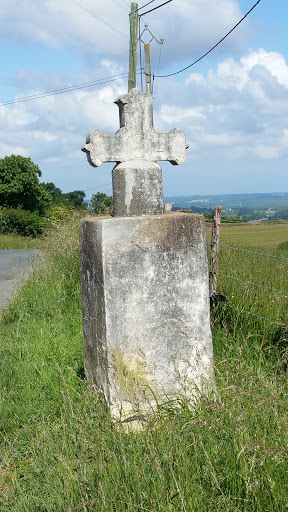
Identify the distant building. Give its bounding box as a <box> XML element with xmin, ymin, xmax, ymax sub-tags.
<box><xmin>188</xmin><ymin>199</ymin><xmax>210</xmax><ymax>203</ymax></box>
<box><xmin>164</xmin><ymin>203</ymin><xmax>173</xmax><ymax>212</ymax></box>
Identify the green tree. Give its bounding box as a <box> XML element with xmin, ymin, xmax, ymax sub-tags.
<box><xmin>42</xmin><ymin>184</ymin><xmax>89</xmax><ymax>210</ymax></box>
<box><xmin>91</xmin><ymin>192</ymin><xmax>113</xmax><ymax>215</ymax></box>
<box><xmin>203</xmin><ymin>212</ymin><xmax>213</xmax><ymax>220</ymax></box>
<box><xmin>277</xmin><ymin>210</ymin><xmax>288</xmax><ymax>220</ymax></box>
<box><xmin>62</xmin><ymin>190</ymin><xmax>87</xmax><ymax>209</ymax></box>
<box><xmin>42</xmin><ymin>182</ymin><xmax>63</xmax><ymax>205</ymax></box>
<box><xmin>0</xmin><ymin>155</ymin><xmax>51</xmax><ymax>214</ymax></box>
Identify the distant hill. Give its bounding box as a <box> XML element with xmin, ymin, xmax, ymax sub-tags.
<box><xmin>164</xmin><ymin>192</ymin><xmax>288</xmax><ymax>211</ymax></box>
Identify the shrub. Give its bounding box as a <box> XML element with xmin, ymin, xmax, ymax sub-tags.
<box><xmin>45</xmin><ymin>205</ymin><xmax>74</xmax><ymax>221</ymax></box>
<box><xmin>91</xmin><ymin>192</ymin><xmax>113</xmax><ymax>215</ymax></box>
<box><xmin>0</xmin><ymin>208</ymin><xmax>48</xmax><ymax>237</ymax></box>
<box><xmin>277</xmin><ymin>241</ymin><xmax>288</xmax><ymax>252</ymax></box>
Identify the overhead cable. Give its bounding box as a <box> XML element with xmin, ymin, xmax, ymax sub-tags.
<box><xmin>70</xmin><ymin>0</ymin><xmax>129</xmax><ymax>39</ymax></box>
<box><xmin>152</xmin><ymin>41</ymin><xmax>163</xmax><ymax>97</ymax></box>
<box><xmin>154</xmin><ymin>0</ymin><xmax>262</xmax><ymax>77</ymax></box>
<box><xmin>111</xmin><ymin>0</ymin><xmax>129</xmax><ymax>12</ymax></box>
<box><xmin>130</xmin><ymin>0</ymin><xmax>156</xmax><ymax>15</ymax></box>
<box><xmin>145</xmin><ymin>23</ymin><xmax>164</xmax><ymax>40</ymax></box>
<box><xmin>140</xmin><ymin>0</ymin><xmax>173</xmax><ymax>17</ymax></box>
<box><xmin>83</xmin><ymin>183</ymin><xmax>112</xmax><ymax>192</ymax></box>
<box><xmin>0</xmin><ymin>72</ymin><xmax>134</xmax><ymax>107</ymax></box>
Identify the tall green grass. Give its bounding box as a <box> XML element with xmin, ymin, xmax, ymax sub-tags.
<box><xmin>0</xmin><ymin>217</ymin><xmax>287</xmax><ymax>511</ymax></box>
<box><xmin>215</xmin><ymin>243</ymin><xmax>288</xmax><ymax>365</ymax></box>
<box><xmin>0</xmin><ymin>233</ymin><xmax>40</xmax><ymax>250</ymax></box>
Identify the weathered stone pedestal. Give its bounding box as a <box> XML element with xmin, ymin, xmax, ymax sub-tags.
<box><xmin>80</xmin><ymin>212</ymin><xmax>215</xmax><ymax>421</ymax></box>
<box><xmin>112</xmin><ymin>160</ymin><xmax>163</xmax><ymax>217</ymax></box>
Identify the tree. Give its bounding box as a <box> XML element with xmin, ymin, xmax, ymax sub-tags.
<box><xmin>91</xmin><ymin>192</ymin><xmax>113</xmax><ymax>215</ymax></box>
<box><xmin>42</xmin><ymin>184</ymin><xmax>88</xmax><ymax>210</ymax></box>
<box><xmin>0</xmin><ymin>155</ymin><xmax>51</xmax><ymax>214</ymax></box>
<box><xmin>42</xmin><ymin>182</ymin><xmax>63</xmax><ymax>205</ymax></box>
<box><xmin>62</xmin><ymin>190</ymin><xmax>87</xmax><ymax>209</ymax></box>
<box><xmin>203</xmin><ymin>212</ymin><xmax>213</xmax><ymax>220</ymax></box>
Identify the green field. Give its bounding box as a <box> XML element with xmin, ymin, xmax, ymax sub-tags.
<box><xmin>207</xmin><ymin>222</ymin><xmax>288</xmax><ymax>248</ymax></box>
<box><xmin>0</xmin><ymin>217</ymin><xmax>287</xmax><ymax>511</ymax></box>
<box><xmin>1</xmin><ymin>221</ymin><xmax>287</xmax><ymax>251</ymax></box>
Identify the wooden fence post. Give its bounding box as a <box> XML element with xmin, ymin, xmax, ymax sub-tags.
<box><xmin>209</xmin><ymin>206</ymin><xmax>222</xmax><ymax>300</ymax></box>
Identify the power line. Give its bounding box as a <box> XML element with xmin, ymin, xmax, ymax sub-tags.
<box><xmin>152</xmin><ymin>37</ymin><xmax>164</xmax><ymax>97</ymax></box>
<box><xmin>130</xmin><ymin>0</ymin><xmax>156</xmax><ymax>15</ymax></box>
<box><xmin>0</xmin><ymin>74</ymin><xmax>129</xmax><ymax>106</ymax></box>
<box><xmin>111</xmin><ymin>0</ymin><xmax>129</xmax><ymax>12</ymax></box>
<box><xmin>0</xmin><ymin>72</ymin><xmax>132</xmax><ymax>107</ymax></box>
<box><xmin>145</xmin><ymin>23</ymin><xmax>164</xmax><ymax>40</ymax></box>
<box><xmin>69</xmin><ymin>0</ymin><xmax>129</xmax><ymax>39</ymax></box>
<box><xmin>83</xmin><ymin>183</ymin><xmax>112</xmax><ymax>192</ymax></box>
<box><xmin>140</xmin><ymin>0</ymin><xmax>173</xmax><ymax>17</ymax></box>
<box><xmin>154</xmin><ymin>0</ymin><xmax>262</xmax><ymax>78</ymax></box>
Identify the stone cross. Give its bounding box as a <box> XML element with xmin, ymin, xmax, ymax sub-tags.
<box><xmin>80</xmin><ymin>88</ymin><xmax>215</xmax><ymax>424</ymax></box>
<box><xmin>82</xmin><ymin>88</ymin><xmax>188</xmax><ymax>216</ymax></box>
<box><xmin>82</xmin><ymin>88</ymin><xmax>188</xmax><ymax>167</ymax></box>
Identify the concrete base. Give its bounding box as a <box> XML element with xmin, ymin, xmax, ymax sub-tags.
<box><xmin>80</xmin><ymin>213</ymin><xmax>215</xmax><ymax>421</ymax></box>
<box><xmin>112</xmin><ymin>161</ymin><xmax>163</xmax><ymax>217</ymax></box>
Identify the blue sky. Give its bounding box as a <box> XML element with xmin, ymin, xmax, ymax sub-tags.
<box><xmin>0</xmin><ymin>0</ymin><xmax>287</xmax><ymax>198</ymax></box>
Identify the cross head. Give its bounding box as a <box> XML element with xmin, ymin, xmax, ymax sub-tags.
<box><xmin>82</xmin><ymin>88</ymin><xmax>188</xmax><ymax>167</ymax></box>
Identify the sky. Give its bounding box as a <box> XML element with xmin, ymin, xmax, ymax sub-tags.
<box><xmin>0</xmin><ymin>0</ymin><xmax>287</xmax><ymax>198</ymax></box>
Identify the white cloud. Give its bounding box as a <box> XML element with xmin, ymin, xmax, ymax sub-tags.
<box><xmin>185</xmin><ymin>74</ymin><xmax>206</xmax><ymax>86</ymax></box>
<box><xmin>4</xmin><ymin>106</ymin><xmax>38</xmax><ymax>127</ymax></box>
<box><xmin>0</xmin><ymin>143</ymin><xmax>29</xmax><ymax>156</ymax></box>
<box><xmin>160</xmin><ymin>105</ymin><xmax>205</xmax><ymax>124</ymax></box>
<box><xmin>253</xmin><ymin>145</ymin><xmax>280</xmax><ymax>159</ymax></box>
<box><xmin>207</xmin><ymin>49</ymin><xmax>288</xmax><ymax>91</ymax></box>
<box><xmin>1</xmin><ymin>46</ymin><xmax>287</xmax><ymax>194</ymax></box>
<box><xmin>0</xmin><ymin>65</ymin><xmax>128</xmax><ymax>191</ymax></box>
<box><xmin>148</xmin><ymin>0</ymin><xmax>245</xmax><ymax>64</ymax></box>
<box><xmin>31</xmin><ymin>131</ymin><xmax>58</xmax><ymax>142</ymax></box>
<box><xmin>0</xmin><ymin>0</ymin><xmax>249</xmax><ymax>72</ymax></box>
<box><xmin>282</xmin><ymin>129</ymin><xmax>288</xmax><ymax>147</ymax></box>
<box><xmin>242</xmin><ymin>49</ymin><xmax>288</xmax><ymax>88</ymax></box>
<box><xmin>0</xmin><ymin>0</ymin><xmax>286</xmax><ymax>194</ymax></box>
<box><xmin>155</xmin><ymin>49</ymin><xmax>288</xmax><ymax>163</ymax></box>
<box><xmin>0</xmin><ymin>0</ymin><xmax>130</xmax><ymax>57</ymax></box>
<box><xmin>196</xmin><ymin>132</ymin><xmax>245</xmax><ymax>148</ymax></box>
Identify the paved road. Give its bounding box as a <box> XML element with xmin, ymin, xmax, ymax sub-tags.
<box><xmin>0</xmin><ymin>250</ymin><xmax>40</xmax><ymax>309</ymax></box>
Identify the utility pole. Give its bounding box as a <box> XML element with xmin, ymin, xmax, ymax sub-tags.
<box><xmin>139</xmin><ymin>25</ymin><xmax>164</xmax><ymax>95</ymax></box>
<box><xmin>128</xmin><ymin>2</ymin><xmax>139</xmax><ymax>91</ymax></box>
<box><xmin>144</xmin><ymin>43</ymin><xmax>151</xmax><ymax>94</ymax></box>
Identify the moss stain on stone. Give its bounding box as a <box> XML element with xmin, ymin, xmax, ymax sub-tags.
<box><xmin>111</xmin><ymin>349</ymin><xmax>155</xmax><ymax>405</ymax></box>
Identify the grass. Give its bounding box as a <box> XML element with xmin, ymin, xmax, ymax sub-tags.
<box><xmin>207</xmin><ymin>222</ymin><xmax>288</xmax><ymax>248</ymax></box>
<box><xmin>0</xmin><ymin>217</ymin><xmax>287</xmax><ymax>511</ymax></box>
<box><xmin>0</xmin><ymin>233</ymin><xmax>41</xmax><ymax>250</ymax></box>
